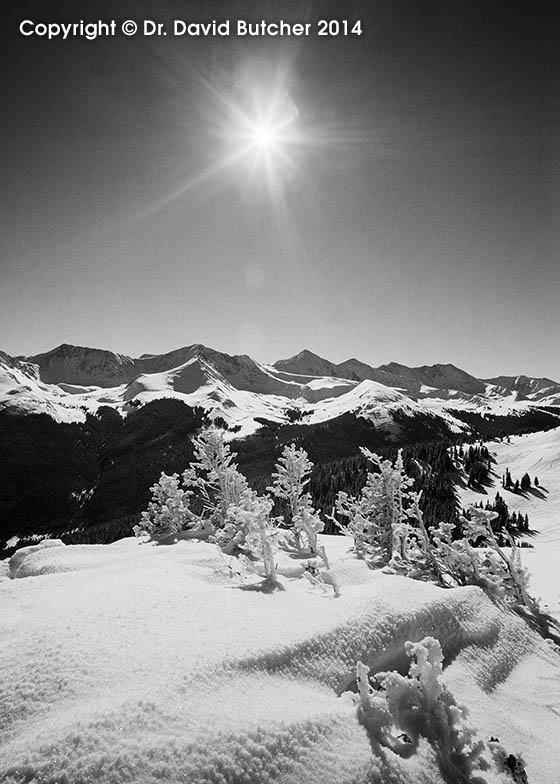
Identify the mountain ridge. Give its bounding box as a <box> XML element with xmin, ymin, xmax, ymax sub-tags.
<box><xmin>2</xmin><ymin>343</ymin><xmax>559</xmax><ymax>435</ymax></box>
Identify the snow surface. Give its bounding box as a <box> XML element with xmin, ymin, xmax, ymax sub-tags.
<box><xmin>1</xmin><ymin>534</ymin><xmax>559</xmax><ymax>783</ymax></box>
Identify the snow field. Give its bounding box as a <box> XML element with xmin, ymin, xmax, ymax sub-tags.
<box><xmin>2</xmin><ymin>535</ymin><xmax>560</xmax><ymax>783</ymax></box>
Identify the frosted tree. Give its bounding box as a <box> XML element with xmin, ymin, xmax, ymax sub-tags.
<box><xmin>268</xmin><ymin>443</ymin><xmax>324</xmax><ymax>553</ymax></box>
<box><xmin>334</xmin><ymin>449</ymin><xmax>417</xmax><ymax>566</ymax></box>
<box><xmin>179</xmin><ymin>426</ymin><xmax>282</xmax><ymax>568</ymax></box>
<box><xmin>332</xmin><ymin>448</ymin><xmax>535</xmax><ymax>608</ymax></box>
<box><xmin>231</xmin><ymin>493</ymin><xmax>282</xmax><ymax>588</ymax></box>
<box><xmin>183</xmin><ymin>425</ymin><xmax>250</xmax><ymax>528</ymax></box>
<box><xmin>396</xmin><ymin>490</ymin><xmax>444</xmax><ymax>581</ymax></box>
<box><xmin>135</xmin><ymin>426</ymin><xmax>253</xmax><ymax>547</ymax></box>
<box><xmin>133</xmin><ymin>472</ymin><xmax>197</xmax><ymax>539</ymax></box>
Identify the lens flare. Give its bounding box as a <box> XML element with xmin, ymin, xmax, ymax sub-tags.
<box><xmin>142</xmin><ymin>61</ymin><xmax>305</xmax><ymax>221</ymax></box>
<box><xmin>143</xmin><ymin>53</ymin><xmax>366</xmax><ymax>283</ymax></box>
<box><xmin>136</xmin><ymin>53</ymin><xmax>369</xmax><ymax>304</ymax></box>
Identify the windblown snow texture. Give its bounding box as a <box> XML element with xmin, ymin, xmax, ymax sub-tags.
<box><xmin>1</xmin><ymin>534</ymin><xmax>559</xmax><ymax>783</ymax></box>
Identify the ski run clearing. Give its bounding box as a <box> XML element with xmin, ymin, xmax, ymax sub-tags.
<box><xmin>1</xmin><ymin>428</ymin><xmax>560</xmax><ymax>783</ymax></box>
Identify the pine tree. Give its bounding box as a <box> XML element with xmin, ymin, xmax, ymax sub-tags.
<box><xmin>268</xmin><ymin>443</ymin><xmax>324</xmax><ymax>553</ymax></box>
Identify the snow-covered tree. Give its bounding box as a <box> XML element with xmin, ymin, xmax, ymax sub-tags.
<box><xmin>334</xmin><ymin>449</ymin><xmax>416</xmax><ymax>565</ymax></box>
<box><xmin>134</xmin><ymin>426</ymin><xmax>252</xmax><ymax>545</ymax></box>
<box><xmin>179</xmin><ymin>427</ymin><xmax>283</xmax><ymax>575</ymax></box>
<box><xmin>132</xmin><ymin>427</ymin><xmax>331</xmax><ymax>591</ymax></box>
<box><xmin>268</xmin><ymin>443</ymin><xmax>324</xmax><ymax>553</ymax></box>
<box><xmin>233</xmin><ymin>493</ymin><xmax>280</xmax><ymax>585</ymax></box>
<box><xmin>332</xmin><ymin>448</ymin><xmax>535</xmax><ymax>609</ymax></box>
<box><xmin>133</xmin><ymin>472</ymin><xmax>197</xmax><ymax>538</ymax></box>
<box><xmin>183</xmin><ymin>425</ymin><xmax>250</xmax><ymax>527</ymax></box>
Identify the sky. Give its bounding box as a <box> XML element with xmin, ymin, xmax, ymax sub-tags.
<box><xmin>1</xmin><ymin>0</ymin><xmax>558</xmax><ymax>379</ymax></box>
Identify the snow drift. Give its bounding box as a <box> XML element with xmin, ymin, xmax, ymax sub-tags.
<box><xmin>1</xmin><ymin>534</ymin><xmax>559</xmax><ymax>783</ymax></box>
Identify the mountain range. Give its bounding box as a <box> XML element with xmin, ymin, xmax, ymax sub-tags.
<box><xmin>2</xmin><ymin>343</ymin><xmax>560</xmax><ymax>437</ymax></box>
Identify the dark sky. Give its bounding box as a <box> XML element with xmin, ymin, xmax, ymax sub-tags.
<box><xmin>1</xmin><ymin>0</ymin><xmax>558</xmax><ymax>378</ymax></box>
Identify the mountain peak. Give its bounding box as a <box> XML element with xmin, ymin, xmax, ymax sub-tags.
<box><xmin>273</xmin><ymin>349</ymin><xmax>336</xmax><ymax>377</ymax></box>
<box><xmin>25</xmin><ymin>344</ymin><xmax>137</xmax><ymax>387</ymax></box>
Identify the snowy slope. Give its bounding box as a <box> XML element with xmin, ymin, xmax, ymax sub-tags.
<box><xmin>0</xmin><ymin>351</ymin><xmax>88</xmax><ymax>422</ymax></box>
<box><xmin>1</xmin><ymin>535</ymin><xmax>559</xmax><ymax>783</ymax></box>
<box><xmin>305</xmin><ymin>380</ymin><xmax>456</xmax><ymax>432</ymax></box>
<box><xmin>455</xmin><ymin>427</ymin><xmax>560</xmax><ymax>620</ymax></box>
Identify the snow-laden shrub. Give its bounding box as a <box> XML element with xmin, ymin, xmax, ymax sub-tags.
<box><xmin>231</xmin><ymin>493</ymin><xmax>280</xmax><ymax>583</ymax></box>
<box><xmin>295</xmin><ymin>507</ymin><xmax>325</xmax><ymax>555</ymax></box>
<box><xmin>355</xmin><ymin>637</ymin><xmax>525</xmax><ymax>784</ymax></box>
<box><xmin>182</xmin><ymin>428</ymin><xmax>277</xmax><ymax>563</ymax></box>
<box><xmin>268</xmin><ymin>443</ymin><xmax>324</xmax><ymax>553</ymax></box>
<box><xmin>210</xmin><ymin>485</ymin><xmax>274</xmax><ymax>551</ymax></box>
<box><xmin>135</xmin><ymin>427</ymin><xmax>283</xmax><ymax>583</ymax></box>
<box><xmin>430</xmin><ymin>508</ymin><xmax>536</xmax><ymax>609</ymax></box>
<box><xmin>133</xmin><ymin>473</ymin><xmax>197</xmax><ymax>538</ymax></box>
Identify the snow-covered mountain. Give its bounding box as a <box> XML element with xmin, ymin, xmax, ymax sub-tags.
<box><xmin>484</xmin><ymin>374</ymin><xmax>560</xmax><ymax>404</ymax></box>
<box><xmin>1</xmin><ymin>343</ymin><xmax>559</xmax><ymax>436</ymax></box>
<box><xmin>273</xmin><ymin>348</ymin><xmax>339</xmax><ymax>378</ymax></box>
<box><xmin>27</xmin><ymin>344</ymin><xmax>138</xmax><ymax>387</ymax></box>
<box><xmin>377</xmin><ymin>362</ymin><xmax>486</xmax><ymax>396</ymax></box>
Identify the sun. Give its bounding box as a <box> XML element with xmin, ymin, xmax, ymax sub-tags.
<box><xmin>251</xmin><ymin>121</ymin><xmax>279</xmax><ymax>151</ymax></box>
<box><xmin>205</xmin><ymin>60</ymin><xmax>305</xmax><ymax>193</ymax></box>
<box><xmin>143</xmin><ymin>62</ymin><xmax>308</xmax><ymax>217</ymax></box>
<box><xmin>230</xmin><ymin>92</ymin><xmax>299</xmax><ymax>172</ymax></box>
